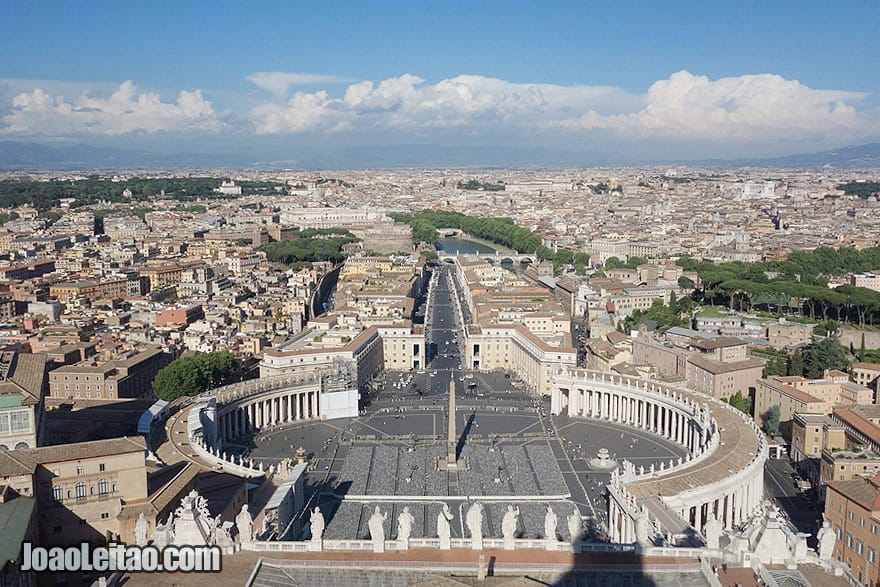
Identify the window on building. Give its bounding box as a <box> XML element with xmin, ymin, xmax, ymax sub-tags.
<box><xmin>870</xmin><ymin>548</ymin><xmax>876</xmax><ymax>563</ymax></box>
<box><xmin>857</xmin><ymin>540</ymin><xmax>864</xmax><ymax>556</ymax></box>
<box><xmin>99</xmin><ymin>463</ymin><xmax>105</xmax><ymax>472</ymax></box>
<box><xmin>53</xmin><ymin>485</ymin><xmax>62</xmax><ymax>501</ymax></box>
<box><xmin>98</xmin><ymin>479</ymin><xmax>108</xmax><ymax>495</ymax></box>
<box><xmin>75</xmin><ymin>481</ymin><xmax>86</xmax><ymax>498</ymax></box>
<box><xmin>76</xmin><ymin>466</ymin><xmax>83</xmax><ymax>476</ymax></box>
<box><xmin>100</xmin><ymin>512</ymin><xmax>109</xmax><ymax>520</ymax></box>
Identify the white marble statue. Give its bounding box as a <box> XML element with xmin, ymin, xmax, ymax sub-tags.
<box><xmin>502</xmin><ymin>505</ymin><xmax>520</xmax><ymax>540</ymax></box>
<box><xmin>236</xmin><ymin>504</ymin><xmax>254</xmax><ymax>545</ymax></box>
<box><xmin>368</xmin><ymin>506</ymin><xmax>388</xmax><ymax>553</ymax></box>
<box><xmin>437</xmin><ymin>504</ymin><xmax>453</xmax><ymax>550</ymax></box>
<box><xmin>152</xmin><ymin>512</ymin><xmax>174</xmax><ymax>549</ymax></box>
<box><xmin>466</xmin><ymin>502</ymin><xmax>484</xmax><ymax>550</ymax></box>
<box><xmin>397</xmin><ymin>506</ymin><xmax>415</xmax><ymax>546</ymax></box>
<box><xmin>309</xmin><ymin>506</ymin><xmax>325</xmax><ymax>543</ymax></box>
<box><xmin>817</xmin><ymin>518</ymin><xmax>836</xmax><ymax>561</ymax></box>
<box><xmin>635</xmin><ymin>508</ymin><xmax>651</xmax><ymax>547</ymax></box>
<box><xmin>544</xmin><ymin>506</ymin><xmax>558</xmax><ymax>541</ymax></box>
<box><xmin>703</xmin><ymin>512</ymin><xmax>722</xmax><ymax>550</ymax></box>
<box><xmin>134</xmin><ymin>512</ymin><xmax>149</xmax><ymax>546</ymax></box>
<box><xmin>568</xmin><ymin>509</ymin><xmax>582</xmax><ymax>544</ymax></box>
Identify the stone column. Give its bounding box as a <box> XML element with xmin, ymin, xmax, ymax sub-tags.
<box><xmin>695</xmin><ymin>502</ymin><xmax>704</xmax><ymax>533</ymax></box>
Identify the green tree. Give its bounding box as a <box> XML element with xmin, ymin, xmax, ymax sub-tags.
<box><xmin>787</xmin><ymin>351</ymin><xmax>804</xmax><ymax>377</ymax></box>
<box><xmin>573</xmin><ymin>252</ymin><xmax>590</xmax><ymax>266</ymax></box>
<box><xmin>728</xmin><ymin>391</ymin><xmax>752</xmax><ymax>416</ymax></box>
<box><xmin>762</xmin><ymin>404</ymin><xmax>781</xmax><ymax>436</ymax></box>
<box><xmin>677</xmin><ymin>275</ymin><xmax>695</xmax><ymax>290</ymax></box>
<box><xmin>604</xmin><ymin>256</ymin><xmax>624</xmax><ymax>270</ymax></box>
<box><xmin>152</xmin><ymin>351</ymin><xmax>236</xmax><ymax>401</ymax></box>
<box><xmin>625</xmin><ymin>256</ymin><xmax>647</xmax><ymax>269</ymax></box>
<box><xmin>801</xmin><ymin>337</ymin><xmax>849</xmax><ymax>379</ymax></box>
<box><xmin>554</xmin><ymin>249</ymin><xmax>574</xmax><ymax>266</ymax></box>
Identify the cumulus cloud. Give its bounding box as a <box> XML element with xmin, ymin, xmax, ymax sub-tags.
<box><xmin>558</xmin><ymin>70</ymin><xmax>870</xmax><ymax>141</ymax></box>
<box><xmin>248</xmin><ymin>70</ymin><xmax>878</xmax><ymax>144</ymax></box>
<box><xmin>246</xmin><ymin>72</ymin><xmax>353</xmax><ymax>97</ymax></box>
<box><xmin>1</xmin><ymin>81</ymin><xmax>223</xmax><ymax>135</ymax></box>
<box><xmin>250</xmin><ymin>73</ymin><xmax>633</xmax><ymax>134</ymax></box>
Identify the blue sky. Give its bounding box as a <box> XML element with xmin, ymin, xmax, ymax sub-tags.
<box><xmin>2</xmin><ymin>1</ymin><xmax>879</xmax><ymax>161</ymax></box>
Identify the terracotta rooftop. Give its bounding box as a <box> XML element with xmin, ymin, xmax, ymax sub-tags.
<box><xmin>827</xmin><ymin>475</ymin><xmax>880</xmax><ymax>512</ymax></box>
<box><xmin>834</xmin><ymin>409</ymin><xmax>880</xmax><ymax>449</ymax></box>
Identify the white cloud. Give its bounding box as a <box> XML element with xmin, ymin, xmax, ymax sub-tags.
<box><xmin>557</xmin><ymin>71</ymin><xmax>870</xmax><ymax>141</ymax></box>
<box><xmin>250</xmin><ymin>73</ymin><xmax>634</xmax><ymax>134</ymax></box>
<box><xmin>1</xmin><ymin>81</ymin><xmax>223</xmax><ymax>136</ymax></box>
<box><xmin>2</xmin><ymin>72</ymin><xmax>876</xmax><ymax>147</ymax></box>
<box><xmin>247</xmin><ymin>70</ymin><xmax>878</xmax><ymax>144</ymax></box>
<box><xmin>246</xmin><ymin>72</ymin><xmax>353</xmax><ymax>97</ymax></box>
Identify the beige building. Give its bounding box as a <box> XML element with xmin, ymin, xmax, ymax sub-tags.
<box><xmin>260</xmin><ymin>320</ymin><xmax>423</xmax><ymax>382</ymax></box>
<box><xmin>631</xmin><ymin>331</ymin><xmax>764</xmax><ymax>400</ymax></box>
<box><xmin>791</xmin><ymin>413</ymin><xmax>836</xmax><ymax>483</ymax></box>
<box><xmin>0</xmin><ymin>437</ymin><xmax>147</xmax><ymax>546</ymax></box>
<box><xmin>852</xmin><ymin>362</ymin><xmax>880</xmax><ymax>393</ymax></box>
<box><xmin>465</xmin><ymin>324</ymin><xmax>576</xmax><ymax>396</ymax></box>
<box><xmin>755</xmin><ymin>372</ymin><xmax>875</xmax><ymax>436</ymax></box>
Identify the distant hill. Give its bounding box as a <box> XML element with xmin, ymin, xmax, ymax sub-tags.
<box><xmin>1</xmin><ymin>139</ymin><xmax>879</xmax><ymax>170</ymax></box>
<box><xmin>689</xmin><ymin>143</ymin><xmax>880</xmax><ymax>169</ymax></box>
<box><xmin>0</xmin><ymin>141</ymin><xmax>244</xmax><ymax>170</ymax></box>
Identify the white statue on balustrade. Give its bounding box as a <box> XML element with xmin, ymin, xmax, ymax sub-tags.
<box><xmin>397</xmin><ymin>506</ymin><xmax>415</xmax><ymax>549</ymax></box>
<box><xmin>368</xmin><ymin>506</ymin><xmax>388</xmax><ymax>553</ymax></box>
<box><xmin>635</xmin><ymin>507</ymin><xmax>651</xmax><ymax>547</ymax></box>
<box><xmin>437</xmin><ymin>503</ymin><xmax>454</xmax><ymax>550</ymax></box>
<box><xmin>703</xmin><ymin>512</ymin><xmax>722</xmax><ymax>550</ymax></box>
<box><xmin>502</xmin><ymin>505</ymin><xmax>520</xmax><ymax>548</ymax></box>
<box><xmin>466</xmin><ymin>502</ymin><xmax>484</xmax><ymax>550</ymax></box>
<box><xmin>236</xmin><ymin>504</ymin><xmax>254</xmax><ymax>545</ymax></box>
<box><xmin>309</xmin><ymin>506</ymin><xmax>324</xmax><ymax>550</ymax></box>
<box><xmin>544</xmin><ymin>506</ymin><xmax>558</xmax><ymax>541</ymax></box>
<box><xmin>152</xmin><ymin>511</ymin><xmax>174</xmax><ymax>549</ymax></box>
<box><xmin>134</xmin><ymin>512</ymin><xmax>149</xmax><ymax>546</ymax></box>
<box><xmin>816</xmin><ymin>517</ymin><xmax>836</xmax><ymax>561</ymax></box>
<box><xmin>568</xmin><ymin>509</ymin><xmax>582</xmax><ymax>545</ymax></box>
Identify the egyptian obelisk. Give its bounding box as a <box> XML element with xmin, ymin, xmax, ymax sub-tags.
<box><xmin>447</xmin><ymin>379</ymin><xmax>457</xmax><ymax>470</ymax></box>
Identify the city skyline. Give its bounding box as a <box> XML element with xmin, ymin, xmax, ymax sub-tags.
<box><xmin>2</xmin><ymin>1</ymin><xmax>880</xmax><ymax>163</ymax></box>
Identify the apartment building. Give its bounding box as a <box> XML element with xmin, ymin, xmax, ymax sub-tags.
<box><xmin>48</xmin><ymin>345</ymin><xmax>171</xmax><ymax>400</ymax></box>
<box><xmin>155</xmin><ymin>304</ymin><xmax>205</xmax><ymax>327</ymax></box>
<box><xmin>825</xmin><ymin>474</ymin><xmax>880</xmax><ymax>585</ymax></box>
<box><xmin>49</xmin><ymin>277</ymin><xmax>131</xmax><ymax>302</ymax></box>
